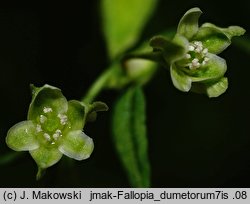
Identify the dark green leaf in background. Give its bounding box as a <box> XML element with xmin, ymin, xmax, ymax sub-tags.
<box><xmin>101</xmin><ymin>0</ymin><xmax>158</xmax><ymax>59</ymax></box>
<box><xmin>112</xmin><ymin>86</ymin><xmax>150</xmax><ymax>187</ymax></box>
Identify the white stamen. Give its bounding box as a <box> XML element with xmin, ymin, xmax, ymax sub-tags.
<box><xmin>202</xmin><ymin>48</ymin><xmax>208</xmax><ymax>54</ymax></box>
<box><xmin>43</xmin><ymin>107</ymin><xmax>53</xmax><ymax>113</ymax></box>
<box><xmin>36</xmin><ymin>124</ymin><xmax>42</xmax><ymax>133</ymax></box>
<box><xmin>189</xmin><ymin>58</ymin><xmax>200</xmax><ymax>69</ymax></box>
<box><xmin>195</xmin><ymin>46</ymin><xmax>202</xmax><ymax>53</ymax></box>
<box><xmin>194</xmin><ymin>41</ymin><xmax>202</xmax><ymax>47</ymax></box>
<box><xmin>53</xmin><ymin>129</ymin><xmax>62</xmax><ymax>140</ymax></box>
<box><xmin>189</xmin><ymin>45</ymin><xmax>195</xmax><ymax>51</ymax></box>
<box><xmin>185</xmin><ymin>53</ymin><xmax>191</xmax><ymax>59</ymax></box>
<box><xmin>204</xmin><ymin>57</ymin><xmax>210</xmax><ymax>62</ymax></box>
<box><xmin>58</xmin><ymin>114</ymin><xmax>68</xmax><ymax>125</ymax></box>
<box><xmin>39</xmin><ymin>115</ymin><xmax>47</xmax><ymax>124</ymax></box>
<box><xmin>43</xmin><ymin>133</ymin><xmax>51</xmax><ymax>141</ymax></box>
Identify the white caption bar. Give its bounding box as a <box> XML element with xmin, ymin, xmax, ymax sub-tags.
<box><xmin>0</xmin><ymin>188</ymin><xmax>249</xmax><ymax>204</ymax></box>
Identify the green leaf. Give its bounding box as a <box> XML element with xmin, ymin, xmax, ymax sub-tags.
<box><xmin>6</xmin><ymin>121</ymin><xmax>39</xmax><ymax>151</ymax></box>
<box><xmin>101</xmin><ymin>0</ymin><xmax>158</xmax><ymax>59</ymax></box>
<box><xmin>188</xmin><ymin>53</ymin><xmax>227</xmax><ymax>82</ymax></box>
<box><xmin>150</xmin><ymin>34</ymin><xmax>188</xmax><ymax>64</ymax></box>
<box><xmin>112</xmin><ymin>86</ymin><xmax>150</xmax><ymax>187</ymax></box>
<box><xmin>30</xmin><ymin>145</ymin><xmax>62</xmax><ymax>169</ymax></box>
<box><xmin>58</xmin><ymin>130</ymin><xmax>94</xmax><ymax>160</ymax></box>
<box><xmin>177</xmin><ymin>7</ymin><xmax>202</xmax><ymax>40</ymax></box>
<box><xmin>170</xmin><ymin>63</ymin><xmax>192</xmax><ymax>92</ymax></box>
<box><xmin>28</xmin><ymin>84</ymin><xmax>68</xmax><ymax>122</ymax></box>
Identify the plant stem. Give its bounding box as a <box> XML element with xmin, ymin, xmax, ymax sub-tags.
<box><xmin>82</xmin><ymin>67</ymin><xmax>115</xmax><ymax>103</ymax></box>
<box><xmin>82</xmin><ymin>52</ymin><xmax>162</xmax><ymax>103</ymax></box>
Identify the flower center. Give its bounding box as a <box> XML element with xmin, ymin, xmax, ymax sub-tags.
<box><xmin>185</xmin><ymin>41</ymin><xmax>209</xmax><ymax>70</ymax></box>
<box><xmin>35</xmin><ymin>106</ymin><xmax>68</xmax><ymax>145</ymax></box>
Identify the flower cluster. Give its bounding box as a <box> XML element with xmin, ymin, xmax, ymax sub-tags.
<box><xmin>150</xmin><ymin>7</ymin><xmax>245</xmax><ymax>97</ymax></box>
<box><xmin>6</xmin><ymin>84</ymin><xmax>108</xmax><ymax>178</ymax></box>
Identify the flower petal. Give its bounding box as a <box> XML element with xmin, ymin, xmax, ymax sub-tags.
<box><xmin>170</xmin><ymin>63</ymin><xmax>192</xmax><ymax>92</ymax></box>
<box><xmin>201</xmin><ymin>23</ymin><xmax>245</xmax><ymax>39</ymax></box>
<box><xmin>191</xmin><ymin>77</ymin><xmax>228</xmax><ymax>98</ymax></box>
<box><xmin>6</xmin><ymin>121</ymin><xmax>39</xmax><ymax>151</ymax></box>
<box><xmin>205</xmin><ymin>77</ymin><xmax>228</xmax><ymax>98</ymax></box>
<box><xmin>150</xmin><ymin>34</ymin><xmax>188</xmax><ymax>64</ymax></box>
<box><xmin>194</xmin><ymin>23</ymin><xmax>245</xmax><ymax>54</ymax></box>
<box><xmin>189</xmin><ymin>53</ymin><xmax>227</xmax><ymax>82</ymax></box>
<box><xmin>28</xmin><ymin>84</ymin><xmax>68</xmax><ymax>122</ymax></box>
<box><xmin>177</xmin><ymin>7</ymin><xmax>202</xmax><ymax>40</ymax></box>
<box><xmin>58</xmin><ymin>130</ymin><xmax>94</xmax><ymax>160</ymax></box>
<box><xmin>30</xmin><ymin>145</ymin><xmax>63</xmax><ymax>169</ymax></box>
<box><xmin>65</xmin><ymin>100</ymin><xmax>85</xmax><ymax>131</ymax></box>
<box><xmin>193</xmin><ymin>26</ymin><xmax>230</xmax><ymax>54</ymax></box>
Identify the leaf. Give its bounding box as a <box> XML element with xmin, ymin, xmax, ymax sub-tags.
<box><xmin>112</xmin><ymin>86</ymin><xmax>150</xmax><ymax>187</ymax></box>
<box><xmin>101</xmin><ymin>0</ymin><xmax>158</xmax><ymax>59</ymax></box>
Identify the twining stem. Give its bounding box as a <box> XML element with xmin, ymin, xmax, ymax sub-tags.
<box><xmin>82</xmin><ymin>52</ymin><xmax>161</xmax><ymax>103</ymax></box>
<box><xmin>81</xmin><ymin>67</ymin><xmax>115</xmax><ymax>104</ymax></box>
<box><xmin>122</xmin><ymin>52</ymin><xmax>165</xmax><ymax>66</ymax></box>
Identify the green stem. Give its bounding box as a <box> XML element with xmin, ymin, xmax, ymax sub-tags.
<box><xmin>82</xmin><ymin>52</ymin><xmax>161</xmax><ymax>103</ymax></box>
<box><xmin>82</xmin><ymin>68</ymin><xmax>115</xmax><ymax>103</ymax></box>
<box><xmin>123</xmin><ymin>52</ymin><xmax>165</xmax><ymax>67</ymax></box>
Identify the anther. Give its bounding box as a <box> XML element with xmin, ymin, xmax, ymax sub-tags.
<box><xmin>43</xmin><ymin>107</ymin><xmax>53</xmax><ymax>113</ymax></box>
<box><xmin>58</xmin><ymin>114</ymin><xmax>68</xmax><ymax>125</ymax></box>
<box><xmin>36</xmin><ymin>124</ymin><xmax>42</xmax><ymax>133</ymax></box>
<box><xmin>43</xmin><ymin>133</ymin><xmax>51</xmax><ymax>141</ymax></box>
<box><xmin>39</xmin><ymin>115</ymin><xmax>47</xmax><ymax>124</ymax></box>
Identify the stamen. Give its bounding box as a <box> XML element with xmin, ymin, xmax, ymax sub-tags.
<box><xmin>36</xmin><ymin>124</ymin><xmax>42</xmax><ymax>133</ymax></box>
<box><xmin>39</xmin><ymin>115</ymin><xmax>47</xmax><ymax>124</ymax></box>
<box><xmin>185</xmin><ymin>53</ymin><xmax>191</xmax><ymax>59</ymax></box>
<box><xmin>53</xmin><ymin>129</ymin><xmax>62</xmax><ymax>140</ymax></box>
<box><xmin>202</xmin><ymin>48</ymin><xmax>208</xmax><ymax>54</ymax></box>
<box><xmin>58</xmin><ymin>114</ymin><xmax>68</xmax><ymax>125</ymax></box>
<box><xmin>43</xmin><ymin>107</ymin><xmax>53</xmax><ymax>113</ymax></box>
<box><xmin>43</xmin><ymin>133</ymin><xmax>51</xmax><ymax>141</ymax></box>
<box><xmin>189</xmin><ymin>45</ymin><xmax>195</xmax><ymax>51</ymax></box>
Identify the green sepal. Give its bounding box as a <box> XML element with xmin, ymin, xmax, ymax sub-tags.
<box><xmin>201</xmin><ymin>23</ymin><xmax>246</xmax><ymax>40</ymax></box>
<box><xmin>86</xmin><ymin>101</ymin><xmax>109</xmax><ymax>122</ymax></box>
<box><xmin>193</xmin><ymin>26</ymin><xmax>230</xmax><ymax>54</ymax></box>
<box><xmin>191</xmin><ymin>77</ymin><xmax>228</xmax><ymax>98</ymax></box>
<box><xmin>28</xmin><ymin>84</ymin><xmax>68</xmax><ymax>122</ymax></box>
<box><xmin>177</xmin><ymin>7</ymin><xmax>202</xmax><ymax>40</ymax></box>
<box><xmin>58</xmin><ymin>130</ymin><xmax>94</xmax><ymax>160</ymax></box>
<box><xmin>205</xmin><ymin>77</ymin><xmax>228</xmax><ymax>97</ymax></box>
<box><xmin>170</xmin><ymin>63</ymin><xmax>192</xmax><ymax>92</ymax></box>
<box><xmin>30</xmin><ymin>145</ymin><xmax>63</xmax><ymax>169</ymax></box>
<box><xmin>6</xmin><ymin>121</ymin><xmax>39</xmax><ymax>151</ymax></box>
<box><xmin>150</xmin><ymin>34</ymin><xmax>188</xmax><ymax>64</ymax></box>
<box><xmin>66</xmin><ymin>100</ymin><xmax>85</xmax><ymax>131</ymax></box>
<box><xmin>188</xmin><ymin>53</ymin><xmax>227</xmax><ymax>82</ymax></box>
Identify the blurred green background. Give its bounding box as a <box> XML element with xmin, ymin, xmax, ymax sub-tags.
<box><xmin>1</xmin><ymin>0</ymin><xmax>250</xmax><ymax>187</ymax></box>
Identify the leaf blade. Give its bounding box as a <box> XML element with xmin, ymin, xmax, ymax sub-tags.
<box><xmin>101</xmin><ymin>0</ymin><xmax>158</xmax><ymax>59</ymax></box>
<box><xmin>112</xmin><ymin>86</ymin><xmax>150</xmax><ymax>187</ymax></box>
